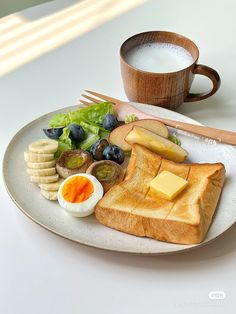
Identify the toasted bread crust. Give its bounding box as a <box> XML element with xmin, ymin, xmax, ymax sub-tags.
<box><xmin>95</xmin><ymin>205</ymin><xmax>202</xmax><ymax>243</ymax></box>
<box><xmin>95</xmin><ymin>144</ymin><xmax>225</xmax><ymax>244</ymax></box>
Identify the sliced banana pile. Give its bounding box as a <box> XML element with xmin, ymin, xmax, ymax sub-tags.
<box><xmin>24</xmin><ymin>139</ymin><xmax>63</xmax><ymax>201</ymax></box>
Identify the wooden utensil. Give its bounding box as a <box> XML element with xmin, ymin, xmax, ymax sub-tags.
<box><xmin>80</xmin><ymin>90</ymin><xmax>236</xmax><ymax>145</ymax></box>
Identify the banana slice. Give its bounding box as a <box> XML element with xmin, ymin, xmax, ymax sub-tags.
<box><xmin>27</xmin><ymin>160</ymin><xmax>56</xmax><ymax>169</ymax></box>
<box><xmin>30</xmin><ymin>174</ymin><xmax>59</xmax><ymax>183</ymax></box>
<box><xmin>24</xmin><ymin>151</ymin><xmax>54</xmax><ymax>162</ymax></box>
<box><xmin>29</xmin><ymin>139</ymin><xmax>58</xmax><ymax>154</ymax></box>
<box><xmin>38</xmin><ymin>178</ymin><xmax>64</xmax><ymax>191</ymax></box>
<box><xmin>27</xmin><ymin>167</ymin><xmax>56</xmax><ymax>176</ymax></box>
<box><xmin>40</xmin><ymin>189</ymin><xmax>58</xmax><ymax>201</ymax></box>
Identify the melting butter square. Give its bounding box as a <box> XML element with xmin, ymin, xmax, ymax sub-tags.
<box><xmin>148</xmin><ymin>170</ymin><xmax>188</xmax><ymax>201</ymax></box>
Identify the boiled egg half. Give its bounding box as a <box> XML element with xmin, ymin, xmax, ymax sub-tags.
<box><xmin>58</xmin><ymin>173</ymin><xmax>103</xmax><ymax>217</ymax></box>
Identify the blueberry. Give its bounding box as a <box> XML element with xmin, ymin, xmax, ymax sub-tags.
<box><xmin>102</xmin><ymin>145</ymin><xmax>124</xmax><ymax>164</ymax></box>
<box><xmin>103</xmin><ymin>114</ymin><xmax>118</xmax><ymax>131</ymax></box>
<box><xmin>43</xmin><ymin>127</ymin><xmax>64</xmax><ymax>139</ymax></box>
<box><xmin>90</xmin><ymin>139</ymin><xmax>109</xmax><ymax>161</ymax></box>
<box><xmin>68</xmin><ymin>124</ymin><xmax>86</xmax><ymax>142</ymax></box>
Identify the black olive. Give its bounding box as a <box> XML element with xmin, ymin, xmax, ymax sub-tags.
<box><xmin>68</xmin><ymin>124</ymin><xmax>86</xmax><ymax>142</ymax></box>
<box><xmin>90</xmin><ymin>139</ymin><xmax>109</xmax><ymax>161</ymax></box>
<box><xmin>102</xmin><ymin>145</ymin><xmax>125</xmax><ymax>164</ymax></box>
<box><xmin>103</xmin><ymin>114</ymin><xmax>118</xmax><ymax>131</ymax></box>
<box><xmin>43</xmin><ymin>127</ymin><xmax>64</xmax><ymax>139</ymax></box>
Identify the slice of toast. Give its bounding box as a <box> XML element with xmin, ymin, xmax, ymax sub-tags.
<box><xmin>95</xmin><ymin>144</ymin><xmax>225</xmax><ymax>244</ymax></box>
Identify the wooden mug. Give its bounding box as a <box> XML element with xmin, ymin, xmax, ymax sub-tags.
<box><xmin>120</xmin><ymin>31</ymin><xmax>221</xmax><ymax>110</ymax></box>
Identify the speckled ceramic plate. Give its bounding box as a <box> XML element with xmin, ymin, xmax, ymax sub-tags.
<box><xmin>3</xmin><ymin>103</ymin><xmax>236</xmax><ymax>254</ymax></box>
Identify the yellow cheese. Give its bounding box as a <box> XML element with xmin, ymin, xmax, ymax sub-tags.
<box><xmin>148</xmin><ymin>170</ymin><xmax>188</xmax><ymax>201</ymax></box>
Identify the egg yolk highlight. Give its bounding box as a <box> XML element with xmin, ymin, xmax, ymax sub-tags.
<box><xmin>62</xmin><ymin>176</ymin><xmax>94</xmax><ymax>203</ymax></box>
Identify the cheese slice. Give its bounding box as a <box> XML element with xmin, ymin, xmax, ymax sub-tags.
<box><xmin>148</xmin><ymin>170</ymin><xmax>188</xmax><ymax>201</ymax></box>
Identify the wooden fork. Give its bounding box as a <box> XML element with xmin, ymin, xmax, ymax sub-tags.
<box><xmin>80</xmin><ymin>90</ymin><xmax>236</xmax><ymax>145</ymax></box>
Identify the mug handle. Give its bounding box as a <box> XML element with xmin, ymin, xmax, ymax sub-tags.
<box><xmin>185</xmin><ymin>64</ymin><xmax>221</xmax><ymax>102</ymax></box>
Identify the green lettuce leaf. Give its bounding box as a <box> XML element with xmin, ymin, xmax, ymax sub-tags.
<box><xmin>67</xmin><ymin>110</ymin><xmax>83</xmax><ymax>125</ymax></box>
<box><xmin>99</xmin><ymin>129</ymin><xmax>109</xmax><ymax>139</ymax></box>
<box><xmin>79</xmin><ymin>121</ymin><xmax>100</xmax><ymax>135</ymax></box>
<box><xmin>78</xmin><ymin>102</ymin><xmax>114</xmax><ymax>125</ymax></box>
<box><xmin>49</xmin><ymin>102</ymin><xmax>114</xmax><ymax>128</ymax></box>
<box><xmin>55</xmin><ymin>141</ymin><xmax>73</xmax><ymax>158</ymax></box>
<box><xmin>79</xmin><ymin>133</ymin><xmax>99</xmax><ymax>151</ymax></box>
<box><xmin>49</xmin><ymin>113</ymin><xmax>70</xmax><ymax>128</ymax></box>
<box><xmin>55</xmin><ymin>127</ymin><xmax>75</xmax><ymax>158</ymax></box>
<box><xmin>59</xmin><ymin>127</ymin><xmax>72</xmax><ymax>145</ymax></box>
<box><xmin>49</xmin><ymin>102</ymin><xmax>115</xmax><ymax>153</ymax></box>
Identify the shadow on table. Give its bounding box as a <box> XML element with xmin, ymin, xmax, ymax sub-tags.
<box><xmin>178</xmin><ymin>93</ymin><xmax>235</xmax><ymax>128</ymax></box>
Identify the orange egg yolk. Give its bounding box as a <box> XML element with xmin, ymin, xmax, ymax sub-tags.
<box><xmin>62</xmin><ymin>176</ymin><xmax>94</xmax><ymax>203</ymax></box>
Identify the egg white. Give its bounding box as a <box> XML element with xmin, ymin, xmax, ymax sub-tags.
<box><xmin>58</xmin><ymin>173</ymin><xmax>104</xmax><ymax>217</ymax></box>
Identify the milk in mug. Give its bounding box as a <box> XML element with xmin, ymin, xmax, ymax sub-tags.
<box><xmin>125</xmin><ymin>43</ymin><xmax>193</xmax><ymax>73</ymax></box>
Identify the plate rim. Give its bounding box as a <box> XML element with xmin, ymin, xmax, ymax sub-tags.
<box><xmin>3</xmin><ymin>103</ymin><xmax>236</xmax><ymax>255</ymax></box>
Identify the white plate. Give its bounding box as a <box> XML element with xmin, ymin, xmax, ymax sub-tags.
<box><xmin>3</xmin><ymin>103</ymin><xmax>236</xmax><ymax>254</ymax></box>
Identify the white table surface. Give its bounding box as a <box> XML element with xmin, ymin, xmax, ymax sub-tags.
<box><xmin>1</xmin><ymin>0</ymin><xmax>236</xmax><ymax>313</ymax></box>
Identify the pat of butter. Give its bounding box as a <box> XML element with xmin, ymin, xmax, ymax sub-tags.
<box><xmin>148</xmin><ymin>170</ymin><xmax>188</xmax><ymax>201</ymax></box>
